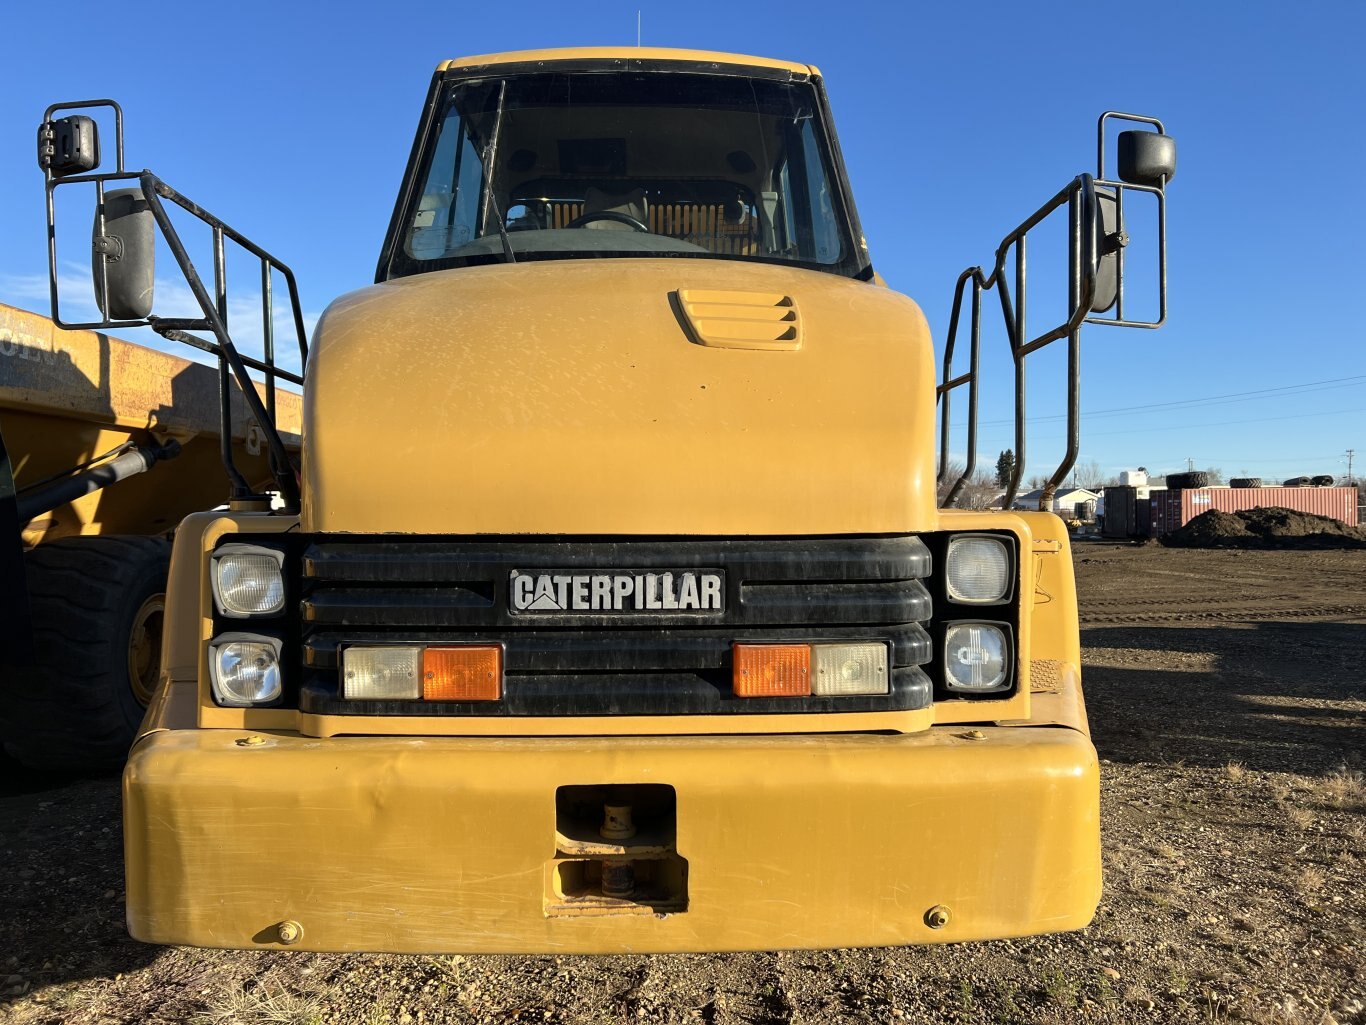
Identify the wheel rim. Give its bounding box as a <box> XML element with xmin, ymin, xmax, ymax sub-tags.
<box><xmin>127</xmin><ymin>593</ymin><xmax>166</xmax><ymax>707</ymax></box>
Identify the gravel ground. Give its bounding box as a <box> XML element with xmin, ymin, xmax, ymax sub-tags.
<box><xmin>1</xmin><ymin>543</ymin><xmax>1362</xmax><ymax>1025</ymax></box>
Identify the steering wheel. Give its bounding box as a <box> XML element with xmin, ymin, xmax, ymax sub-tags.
<box><xmin>566</xmin><ymin>210</ymin><xmax>651</xmax><ymax>232</ymax></box>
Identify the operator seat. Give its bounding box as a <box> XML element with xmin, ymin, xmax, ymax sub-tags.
<box><xmin>580</xmin><ymin>186</ymin><xmax>649</xmax><ymax>229</ymax></box>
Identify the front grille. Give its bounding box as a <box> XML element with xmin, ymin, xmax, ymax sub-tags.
<box><xmin>298</xmin><ymin>536</ymin><xmax>933</xmax><ymax>716</ymax></box>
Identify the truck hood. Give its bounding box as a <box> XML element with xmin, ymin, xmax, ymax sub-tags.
<box><xmin>302</xmin><ymin>259</ymin><xmax>936</xmax><ymax>535</ymax></box>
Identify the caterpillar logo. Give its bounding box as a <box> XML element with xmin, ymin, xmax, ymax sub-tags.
<box><xmin>509</xmin><ymin>570</ymin><xmax>724</xmax><ymax>614</ymax></box>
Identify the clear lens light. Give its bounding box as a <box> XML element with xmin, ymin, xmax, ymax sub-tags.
<box><xmin>215</xmin><ymin>553</ymin><xmax>285</xmax><ymax>615</ymax></box>
<box><xmin>343</xmin><ymin>646</ymin><xmax>422</xmax><ymax>700</ymax></box>
<box><xmin>944</xmin><ymin>624</ymin><xmax>1009</xmax><ymax>691</ymax></box>
<box><xmin>812</xmin><ymin>643</ymin><xmax>889</xmax><ymax>695</ymax></box>
<box><xmin>211</xmin><ymin>641</ymin><xmax>282</xmax><ymax>705</ymax></box>
<box><xmin>946</xmin><ymin>537</ymin><xmax>1010</xmax><ymax>602</ymax></box>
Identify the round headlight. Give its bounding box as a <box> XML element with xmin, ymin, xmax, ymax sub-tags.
<box><xmin>946</xmin><ymin>536</ymin><xmax>1011</xmax><ymax>603</ymax></box>
<box><xmin>944</xmin><ymin>623</ymin><xmax>1009</xmax><ymax>692</ymax></box>
<box><xmin>210</xmin><ymin>636</ymin><xmax>283</xmax><ymax>705</ymax></box>
<box><xmin>213</xmin><ymin>546</ymin><xmax>286</xmax><ymax>616</ymax></box>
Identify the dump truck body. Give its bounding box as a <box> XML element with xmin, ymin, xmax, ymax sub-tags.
<box><xmin>0</xmin><ymin>302</ymin><xmax>299</xmax><ymax>545</ymax></box>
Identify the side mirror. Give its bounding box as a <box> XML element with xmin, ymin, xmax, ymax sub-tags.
<box><xmin>93</xmin><ymin>188</ymin><xmax>155</xmax><ymax>320</ymax></box>
<box><xmin>37</xmin><ymin>115</ymin><xmax>101</xmax><ymax>177</ymax></box>
<box><xmin>1090</xmin><ymin>187</ymin><xmax>1121</xmax><ymax>313</ymax></box>
<box><xmin>1118</xmin><ymin>130</ymin><xmax>1176</xmax><ymax>187</ymax></box>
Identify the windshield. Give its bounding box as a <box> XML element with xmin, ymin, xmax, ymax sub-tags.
<box><xmin>387</xmin><ymin>70</ymin><xmax>865</xmax><ymax>278</ymax></box>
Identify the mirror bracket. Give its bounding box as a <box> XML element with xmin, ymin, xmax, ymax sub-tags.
<box><xmin>92</xmin><ymin>234</ymin><xmax>125</xmax><ymax>261</ymax></box>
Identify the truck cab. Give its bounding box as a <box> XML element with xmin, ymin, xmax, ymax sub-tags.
<box><xmin>30</xmin><ymin>47</ymin><xmax>1174</xmax><ymax>953</ymax></box>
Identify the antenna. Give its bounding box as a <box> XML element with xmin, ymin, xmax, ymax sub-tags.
<box><xmin>637</xmin><ymin>10</ymin><xmax>641</xmax><ymax>46</ymax></box>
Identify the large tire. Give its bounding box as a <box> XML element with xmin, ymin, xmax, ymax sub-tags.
<box><xmin>0</xmin><ymin>536</ymin><xmax>170</xmax><ymax>772</ymax></box>
<box><xmin>1166</xmin><ymin>471</ymin><xmax>1210</xmax><ymax>489</ymax></box>
<box><xmin>1230</xmin><ymin>477</ymin><xmax>1262</xmax><ymax>489</ymax></box>
<box><xmin>1283</xmin><ymin>476</ymin><xmax>1310</xmax><ymax>487</ymax></box>
<box><xmin>1311</xmin><ymin>474</ymin><xmax>1334</xmax><ymax>487</ymax></box>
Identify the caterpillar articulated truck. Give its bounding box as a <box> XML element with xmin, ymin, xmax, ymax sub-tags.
<box><xmin>31</xmin><ymin>47</ymin><xmax>1173</xmax><ymax>952</ymax></box>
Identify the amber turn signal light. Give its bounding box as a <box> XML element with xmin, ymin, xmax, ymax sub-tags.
<box><xmin>422</xmin><ymin>645</ymin><xmax>503</xmax><ymax>700</ymax></box>
<box><xmin>732</xmin><ymin>643</ymin><xmax>811</xmax><ymax>697</ymax></box>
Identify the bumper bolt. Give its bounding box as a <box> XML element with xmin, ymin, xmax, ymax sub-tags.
<box><xmin>236</xmin><ymin>736</ymin><xmax>266</xmax><ymax>747</ymax></box>
<box><xmin>925</xmin><ymin>905</ymin><xmax>951</xmax><ymax>929</ymax></box>
<box><xmin>277</xmin><ymin>920</ymin><xmax>303</xmax><ymax>945</ymax></box>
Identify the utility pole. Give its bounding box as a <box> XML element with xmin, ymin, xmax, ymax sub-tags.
<box><xmin>1186</xmin><ymin>457</ymin><xmax>1194</xmax><ymax>471</ymax></box>
<box><xmin>1347</xmin><ymin>448</ymin><xmax>1356</xmax><ymax>484</ymax></box>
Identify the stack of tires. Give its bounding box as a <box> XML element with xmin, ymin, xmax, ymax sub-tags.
<box><xmin>1165</xmin><ymin>471</ymin><xmax>1209</xmax><ymax>489</ymax></box>
<box><xmin>1229</xmin><ymin>477</ymin><xmax>1262</xmax><ymax>489</ymax></box>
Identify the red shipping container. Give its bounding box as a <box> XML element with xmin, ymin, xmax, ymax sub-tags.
<box><xmin>1149</xmin><ymin>487</ymin><xmax>1359</xmax><ymax>536</ymax></box>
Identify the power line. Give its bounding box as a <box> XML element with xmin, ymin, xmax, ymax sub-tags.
<box><xmin>1031</xmin><ymin>405</ymin><xmax>1366</xmax><ymax>441</ymax></box>
<box><xmin>973</xmin><ymin>374</ymin><xmax>1366</xmax><ymax>428</ymax></box>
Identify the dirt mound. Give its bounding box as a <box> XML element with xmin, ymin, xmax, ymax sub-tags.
<box><xmin>1161</xmin><ymin>506</ymin><xmax>1366</xmax><ymax>549</ymax></box>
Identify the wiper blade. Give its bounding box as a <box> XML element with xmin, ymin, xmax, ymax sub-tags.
<box><xmin>480</xmin><ymin>80</ymin><xmax>516</xmax><ymax>264</ymax></box>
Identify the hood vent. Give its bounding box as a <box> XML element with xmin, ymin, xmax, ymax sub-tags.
<box><xmin>675</xmin><ymin>289</ymin><xmax>802</xmax><ymax>351</ymax></box>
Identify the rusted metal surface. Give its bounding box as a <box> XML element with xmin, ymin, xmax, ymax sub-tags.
<box><xmin>1150</xmin><ymin>486</ymin><xmax>1359</xmax><ymax>535</ymax></box>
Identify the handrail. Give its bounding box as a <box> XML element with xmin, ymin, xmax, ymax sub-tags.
<box><xmin>938</xmin><ymin>174</ymin><xmax>1098</xmax><ymax>509</ymax></box>
<box><xmin>937</xmin><ymin>112</ymin><xmax>1171</xmax><ymax>513</ymax></box>
<box><xmin>40</xmin><ymin>100</ymin><xmax>308</xmax><ymax>511</ymax></box>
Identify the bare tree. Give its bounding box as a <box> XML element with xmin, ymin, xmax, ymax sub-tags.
<box><xmin>938</xmin><ymin>462</ymin><xmax>1002</xmax><ymax>510</ymax></box>
<box><xmin>937</xmin><ymin>460</ymin><xmax>966</xmax><ymax>506</ymax></box>
<box><xmin>1068</xmin><ymin>459</ymin><xmax>1105</xmax><ymax>490</ymax></box>
<box><xmin>959</xmin><ymin>471</ymin><xmax>1001</xmax><ymax>510</ymax></box>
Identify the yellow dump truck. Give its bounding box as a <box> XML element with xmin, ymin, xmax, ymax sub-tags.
<box><xmin>33</xmin><ymin>48</ymin><xmax>1173</xmax><ymax>952</ymax></box>
<box><xmin>0</xmin><ymin>303</ymin><xmax>299</xmax><ymax>770</ymax></box>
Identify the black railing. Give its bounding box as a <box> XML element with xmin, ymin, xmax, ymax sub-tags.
<box><xmin>40</xmin><ymin>99</ymin><xmax>307</xmax><ymax>510</ymax></box>
<box><xmin>937</xmin><ymin>112</ymin><xmax>1171</xmax><ymax>512</ymax></box>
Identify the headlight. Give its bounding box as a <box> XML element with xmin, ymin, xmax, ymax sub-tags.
<box><xmin>945</xmin><ymin>536</ymin><xmax>1011</xmax><ymax>603</ymax></box>
<box><xmin>212</xmin><ymin>544</ymin><xmax>286</xmax><ymax>617</ymax></box>
<box><xmin>209</xmin><ymin>634</ymin><xmax>283</xmax><ymax>705</ymax></box>
<box><xmin>943</xmin><ymin>623</ymin><xmax>1010</xmax><ymax>692</ymax></box>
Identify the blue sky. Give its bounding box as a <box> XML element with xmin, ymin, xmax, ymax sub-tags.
<box><xmin>2</xmin><ymin>0</ymin><xmax>1362</xmax><ymax>485</ymax></box>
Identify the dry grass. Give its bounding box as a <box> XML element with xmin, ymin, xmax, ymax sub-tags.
<box><xmin>190</xmin><ymin>986</ymin><xmax>324</xmax><ymax>1025</ymax></box>
<box><xmin>1312</xmin><ymin>767</ymin><xmax>1364</xmax><ymax>809</ymax></box>
<box><xmin>1296</xmin><ymin>865</ymin><xmax>1327</xmax><ymax>895</ymax></box>
<box><xmin>1286</xmin><ymin>805</ymin><xmax>1317</xmax><ymax>830</ymax></box>
<box><xmin>1223</xmin><ymin>761</ymin><xmax>1246</xmax><ymax>783</ymax></box>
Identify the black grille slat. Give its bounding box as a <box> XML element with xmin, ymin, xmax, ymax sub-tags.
<box><xmin>303</xmin><ymin>586</ymin><xmax>494</xmax><ymax>626</ymax></box>
<box><xmin>739</xmin><ymin>579</ymin><xmax>930</xmax><ymax>622</ymax></box>
<box><xmin>303</xmin><ymin>536</ymin><xmax>930</xmax><ymax>584</ymax></box>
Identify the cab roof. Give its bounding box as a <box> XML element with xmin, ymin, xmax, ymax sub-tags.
<box><xmin>438</xmin><ymin>47</ymin><xmax>817</xmax><ymax>78</ymax></box>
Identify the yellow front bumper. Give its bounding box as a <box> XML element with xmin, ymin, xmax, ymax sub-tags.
<box><xmin>124</xmin><ymin>720</ymin><xmax>1100</xmax><ymax>953</ymax></box>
